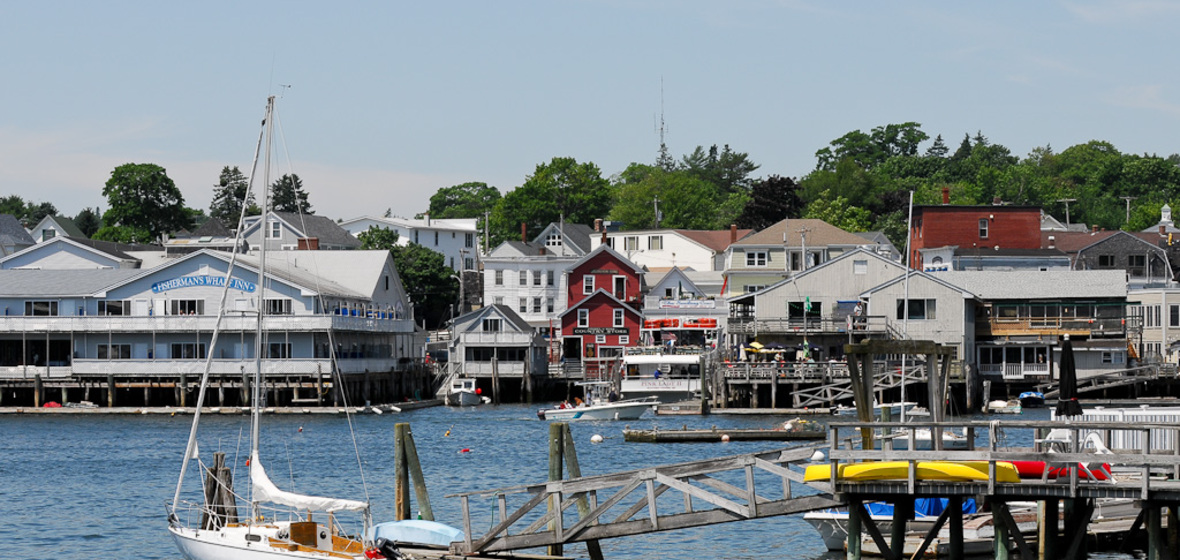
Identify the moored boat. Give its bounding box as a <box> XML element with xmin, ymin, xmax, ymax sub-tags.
<box><xmin>444</xmin><ymin>378</ymin><xmax>485</xmax><ymax>407</ymax></box>
<box><xmin>619</xmin><ymin>353</ymin><xmax>703</xmax><ymax>403</ymax></box>
<box><xmin>537</xmin><ymin>382</ymin><xmax>656</xmax><ymax>421</ymax></box>
<box><xmin>805</xmin><ymin>498</ymin><xmax>976</xmax><ymax>551</ymax></box>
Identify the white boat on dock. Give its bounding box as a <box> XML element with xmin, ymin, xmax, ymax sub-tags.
<box><xmin>619</xmin><ymin>353</ymin><xmax>703</xmax><ymax>403</ymax></box>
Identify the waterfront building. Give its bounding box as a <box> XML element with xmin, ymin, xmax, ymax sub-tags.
<box><xmin>481</xmin><ymin>222</ymin><xmax>594</xmax><ymax>335</ymax></box>
<box><xmin>0</xmin><ymin>236</ymin><xmax>154</xmax><ymax>270</ymax></box>
<box><xmin>448</xmin><ymin>304</ymin><xmax>548</xmax><ymax>382</ymax></box>
<box><xmin>559</xmin><ymin>244</ymin><xmax>645</xmax><ymax>378</ymax></box>
<box><xmin>0</xmin><ymin>214</ymin><xmax>35</xmax><ymax>257</ymax></box>
<box><xmin>722</xmin><ymin>218</ymin><xmax>879</xmax><ymax>298</ymax></box>
<box><xmin>0</xmin><ymin>248</ymin><xmax>422</xmax><ymax>406</ymax></box>
<box><xmin>243</xmin><ymin>212</ymin><xmax>361</xmax><ymax>252</ymax></box>
<box><xmin>909</xmin><ymin>196</ymin><xmax>1043</xmax><ymax>270</ymax></box>
<box><xmin>338</xmin><ymin>214</ymin><xmax>479</xmax><ymax>272</ymax></box>
<box><xmin>590</xmin><ymin>225</ymin><xmax>753</xmax><ymax>272</ymax></box>
<box><xmin>28</xmin><ymin>215</ymin><xmax>85</xmax><ymax>242</ymax></box>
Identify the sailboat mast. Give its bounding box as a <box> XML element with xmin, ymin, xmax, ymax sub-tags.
<box><xmin>251</xmin><ymin>95</ymin><xmax>275</xmax><ymax>461</ymax></box>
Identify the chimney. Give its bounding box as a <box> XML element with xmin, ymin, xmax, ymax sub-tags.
<box><xmin>941</xmin><ymin>187</ymin><xmax>950</xmax><ymax>205</ymax></box>
<box><xmin>521</xmin><ymin>222</ymin><xmax>527</xmax><ymax>243</ymax></box>
<box><xmin>1091</xmin><ymin>225</ymin><xmax>1098</xmax><ymax>234</ymax></box>
<box><xmin>601</xmin><ymin>229</ymin><xmax>607</xmax><ymax>244</ymax></box>
<box><xmin>730</xmin><ymin>224</ymin><xmax>738</xmax><ymax>244</ymax></box>
<box><xmin>297</xmin><ymin>237</ymin><xmax>319</xmax><ymax>250</ymax></box>
<box><xmin>594</xmin><ymin>218</ymin><xmax>602</xmax><ymax>232</ymax></box>
<box><xmin>992</xmin><ymin>196</ymin><xmax>1002</xmax><ymax>205</ymax></box>
<box><xmin>424</xmin><ymin>212</ymin><xmax>431</xmax><ymax>226</ymax></box>
<box><xmin>1048</xmin><ymin>235</ymin><xmax>1056</xmax><ymax>249</ymax></box>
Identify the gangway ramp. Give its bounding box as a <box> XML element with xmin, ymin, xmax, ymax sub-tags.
<box><xmin>446</xmin><ymin>445</ymin><xmax>838</xmax><ymax>554</ymax></box>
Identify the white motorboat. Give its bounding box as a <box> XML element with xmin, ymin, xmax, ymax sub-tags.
<box><xmin>537</xmin><ymin>382</ymin><xmax>657</xmax><ymax>421</ymax></box>
<box><xmin>881</xmin><ymin>427</ymin><xmax>971</xmax><ymax>450</ymax></box>
<box><xmin>805</xmin><ymin>499</ymin><xmax>972</xmax><ymax>551</ymax></box>
<box><xmin>445</xmin><ymin>377</ymin><xmax>485</xmax><ymax>406</ymax></box>
<box><xmin>835</xmin><ymin>401</ymin><xmax>919</xmax><ymax>417</ymax></box>
<box><xmin>166</xmin><ymin>96</ymin><xmax>378</xmax><ymax>560</ymax></box>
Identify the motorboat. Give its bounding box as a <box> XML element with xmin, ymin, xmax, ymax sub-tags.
<box><xmin>537</xmin><ymin>382</ymin><xmax>656</xmax><ymax>421</ymax></box>
<box><xmin>1018</xmin><ymin>391</ymin><xmax>1045</xmax><ymax>408</ymax></box>
<box><xmin>880</xmin><ymin>427</ymin><xmax>971</xmax><ymax>450</ymax></box>
<box><xmin>444</xmin><ymin>378</ymin><xmax>486</xmax><ymax>407</ymax></box>
<box><xmin>619</xmin><ymin>353</ymin><xmax>702</xmax><ymax>403</ymax></box>
<box><xmin>834</xmin><ymin>401</ymin><xmax>919</xmax><ymax>417</ymax></box>
<box><xmin>805</xmin><ymin>498</ymin><xmax>976</xmax><ymax>551</ymax></box>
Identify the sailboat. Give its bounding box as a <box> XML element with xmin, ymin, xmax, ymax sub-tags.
<box><xmin>166</xmin><ymin>96</ymin><xmax>384</xmax><ymax>560</ymax></box>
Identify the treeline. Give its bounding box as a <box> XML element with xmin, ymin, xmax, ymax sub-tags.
<box><xmin>428</xmin><ymin>123</ymin><xmax>1180</xmax><ymax>249</ymax></box>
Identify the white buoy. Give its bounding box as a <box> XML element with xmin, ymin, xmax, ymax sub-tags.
<box><xmin>590</xmin><ymin>434</ymin><xmax>604</xmax><ymax>444</ymax></box>
<box><xmin>721</xmin><ymin>434</ymin><xmax>730</xmax><ymax>443</ymax></box>
<box><xmin>810</xmin><ymin>449</ymin><xmax>825</xmax><ymax>462</ymax></box>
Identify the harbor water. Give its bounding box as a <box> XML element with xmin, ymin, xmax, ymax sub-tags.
<box><xmin>0</xmin><ymin>404</ymin><xmax>1142</xmax><ymax>559</ymax></box>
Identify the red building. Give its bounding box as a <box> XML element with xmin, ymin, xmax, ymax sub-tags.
<box><xmin>910</xmin><ymin>192</ymin><xmax>1042</xmax><ymax>270</ymax></box>
<box><xmin>560</xmin><ymin>245</ymin><xmax>644</xmax><ymax>377</ymax></box>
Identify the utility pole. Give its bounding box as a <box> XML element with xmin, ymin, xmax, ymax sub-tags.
<box><xmin>653</xmin><ymin>197</ymin><xmax>661</xmax><ymax>229</ymax></box>
<box><xmin>1057</xmin><ymin>198</ymin><xmax>1077</xmax><ymax>226</ymax></box>
<box><xmin>1121</xmin><ymin>196</ymin><xmax>1138</xmax><ymax>225</ymax></box>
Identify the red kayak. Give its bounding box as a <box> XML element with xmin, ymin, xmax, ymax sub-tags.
<box><xmin>1009</xmin><ymin>461</ymin><xmax>1111</xmax><ymax>481</ymax></box>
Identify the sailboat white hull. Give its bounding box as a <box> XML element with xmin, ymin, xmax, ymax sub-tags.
<box><xmin>169</xmin><ymin>524</ymin><xmax>367</xmax><ymax>560</ymax></box>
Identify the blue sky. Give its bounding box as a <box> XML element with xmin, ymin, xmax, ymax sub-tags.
<box><xmin>2</xmin><ymin>1</ymin><xmax>1177</xmax><ymax>221</ymax></box>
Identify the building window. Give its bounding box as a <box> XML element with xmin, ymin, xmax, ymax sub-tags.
<box><xmin>665</xmin><ymin>288</ymin><xmax>674</xmax><ymax>298</ymax></box>
<box><xmin>746</xmin><ymin>251</ymin><xmax>768</xmax><ymax>267</ymax></box>
<box><xmin>547</xmin><ymin>297</ymin><xmax>554</xmax><ymax>313</ymax></box>
<box><xmin>465</xmin><ymin>233</ymin><xmax>474</xmax><ymax>247</ymax></box>
<box><xmin>97</xmin><ymin>344</ymin><xmax>131</xmax><ymax>359</ymax></box>
<box><xmin>613</xmin><ymin>308</ymin><xmax>624</xmax><ymax>327</ymax></box>
<box><xmin>482</xmin><ymin>318</ymin><xmax>502</xmax><ymax>332</ymax></box>
<box><xmin>1102</xmin><ymin>351</ymin><xmax>1125</xmax><ymax>365</ymax></box>
<box><xmin>170</xmin><ymin>300</ymin><xmax>204</xmax><ymax>315</ymax></box>
<box><xmin>171</xmin><ymin>343</ymin><xmax>207</xmax><ymax>360</ymax></box>
<box><xmin>790</xmin><ymin>252</ymin><xmax>802</xmax><ymax>271</ymax></box>
<box><xmin>533</xmin><ymin>297</ymin><xmax>541</xmax><ymax>313</ymax></box>
<box><xmin>613</xmin><ymin>276</ymin><xmax>626</xmax><ymax>299</ymax></box>
<box><xmin>519</xmin><ymin>298</ymin><xmax>527</xmax><ymax>313</ymax></box>
<box><xmin>268</xmin><ymin>221</ymin><xmax>281</xmax><ymax>239</ymax></box>
<box><xmin>265</xmin><ymin>299</ymin><xmax>292</xmax><ymax>315</ymax></box>
<box><xmin>578</xmin><ymin>309</ymin><xmax>589</xmax><ymax>327</ymax></box>
<box><xmin>494</xmin><ymin>296</ymin><xmax>504</xmax><ymax>306</ymax></box>
<box><xmin>464</xmin><ymin>257</ymin><xmax>474</xmax><ymax>270</ymax></box>
<box><xmin>596</xmin><ymin>334</ymin><xmax>606</xmax><ymax>344</ymax></box>
<box><xmin>1171</xmin><ymin>304</ymin><xmax>1179</xmax><ymax>327</ymax></box>
<box><xmin>1098</xmin><ymin>255</ymin><xmax>1116</xmax><ymax>268</ymax></box>
<box><xmin>414</xmin><ymin>231</ymin><xmax>419</xmax><ymax>244</ymax></box>
<box><xmin>583</xmin><ymin>276</ymin><xmax>594</xmax><ymax>295</ymax></box>
<box><xmin>268</xmin><ymin>343</ymin><xmax>292</xmax><ymax>359</ymax></box>
<box><xmin>533</xmin><ymin>271</ymin><xmax>541</xmax><ymax>286</ymax></box>
<box><xmin>494</xmin><ymin>269</ymin><xmax>503</xmax><ymax>285</ymax></box>
<box><xmin>25</xmin><ymin>301</ymin><xmax>58</xmax><ymax>316</ymax></box>
<box><xmin>745</xmin><ymin>285</ymin><xmax>765</xmax><ymax>293</ymax></box>
<box><xmin>519</xmin><ymin>271</ymin><xmax>527</xmax><ymax>286</ymax></box>
<box><xmin>546</xmin><ymin>233</ymin><xmax>562</xmax><ymax>247</ymax></box>
<box><xmin>547</xmin><ymin>270</ymin><xmax>555</xmax><ymax>286</ymax></box>
<box><xmin>648</xmin><ymin>236</ymin><xmax>663</xmax><ymax>250</ymax></box>
<box><xmin>42</xmin><ymin>229</ymin><xmax>56</xmax><ymax>240</ymax></box>
<box><xmin>896</xmin><ymin>299</ymin><xmax>936</xmax><ymax>320</ymax></box>
<box><xmin>1129</xmin><ymin>254</ymin><xmax>1146</xmax><ymax>276</ymax></box>
<box><xmin>979</xmin><ymin>219</ymin><xmax>989</xmax><ymax>238</ymax></box>
<box><xmin>450</xmin><ymin>257</ymin><xmax>454</xmax><ymax>268</ymax></box>
<box><xmin>619</xmin><ymin>335</ymin><xmax>629</xmax><ymax>344</ymax></box>
<box><xmin>434</xmin><ymin>231</ymin><xmax>439</xmax><ymax>245</ymax></box>
<box><xmin>854</xmin><ymin>260</ymin><xmax>868</xmax><ymax>275</ymax></box>
<box><xmin>624</xmin><ymin>236</ymin><xmax>638</xmax><ymax>251</ymax></box>
<box><xmin>99</xmin><ymin>300</ymin><xmax>131</xmax><ymax>316</ymax></box>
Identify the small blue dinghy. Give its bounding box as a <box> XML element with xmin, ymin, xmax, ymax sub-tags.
<box><xmin>368</xmin><ymin>520</ymin><xmax>465</xmax><ymax>548</ymax></box>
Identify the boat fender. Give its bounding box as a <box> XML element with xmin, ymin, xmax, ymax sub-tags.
<box><xmin>459</xmin><ymin>448</ymin><xmax>471</xmax><ymax>454</ymax></box>
<box><xmin>810</xmin><ymin>450</ymin><xmax>825</xmax><ymax>462</ymax></box>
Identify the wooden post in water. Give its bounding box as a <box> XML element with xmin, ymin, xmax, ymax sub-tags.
<box><xmin>890</xmin><ymin>497</ymin><xmax>912</xmax><ymax>558</ymax></box>
<box><xmin>202</xmin><ymin>451</ymin><xmax>238</xmax><ymax>530</ymax></box>
<box><xmin>107</xmin><ymin>374</ymin><xmax>116</xmax><ymax>407</ymax></box>
<box><xmin>33</xmin><ymin>374</ymin><xmax>42</xmax><ymax>407</ymax></box>
<box><xmin>393</xmin><ymin>422</ymin><xmax>433</xmax><ymax>521</ymax></box>
<box><xmin>1040</xmin><ymin>499</ymin><xmax>1059</xmax><ymax>559</ymax></box>
<box><xmin>240</xmin><ymin>369</ymin><xmax>250</xmax><ymax>407</ymax></box>
<box><xmin>491</xmin><ymin>356</ymin><xmax>501</xmax><ymax>405</ymax></box>
<box><xmin>522</xmin><ymin>355</ymin><xmax>533</xmax><ymax>404</ymax></box>
<box><xmin>548</xmin><ymin>423</ymin><xmax>564</xmax><ymax>558</ymax></box>
<box><xmin>559</xmin><ymin>423</ymin><xmax>604</xmax><ymax>560</ymax></box>
<box><xmin>179</xmin><ymin>374</ymin><xmax>188</xmax><ymax>407</ymax></box>
<box><xmin>948</xmin><ymin>496</ymin><xmax>964</xmax><ymax>560</ymax></box>
<box><xmin>994</xmin><ymin>500</ymin><xmax>1010</xmax><ymax>560</ymax></box>
<box><xmin>847</xmin><ymin>498</ymin><xmax>863</xmax><ymax>559</ymax></box>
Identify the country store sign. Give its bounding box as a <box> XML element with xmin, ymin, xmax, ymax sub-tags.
<box><xmin>152</xmin><ymin>275</ymin><xmax>257</xmax><ymax>293</ymax></box>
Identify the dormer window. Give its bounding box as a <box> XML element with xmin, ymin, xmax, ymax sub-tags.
<box><xmin>546</xmin><ymin>233</ymin><xmax>562</xmax><ymax>247</ymax></box>
<box><xmin>268</xmin><ymin>221</ymin><xmax>281</xmax><ymax>239</ymax></box>
<box><xmin>482</xmin><ymin>318</ymin><xmax>502</xmax><ymax>332</ymax></box>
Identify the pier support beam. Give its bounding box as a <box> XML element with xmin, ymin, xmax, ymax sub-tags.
<box><xmin>33</xmin><ymin>374</ymin><xmax>42</xmax><ymax>407</ymax></box>
<box><xmin>948</xmin><ymin>496</ymin><xmax>963</xmax><ymax>560</ymax></box>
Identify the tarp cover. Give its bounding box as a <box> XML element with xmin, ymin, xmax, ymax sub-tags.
<box><xmin>250</xmin><ymin>452</ymin><xmax>368</xmax><ymax>512</ymax></box>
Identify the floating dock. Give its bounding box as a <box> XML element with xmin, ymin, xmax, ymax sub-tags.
<box><xmin>623</xmin><ymin>426</ymin><xmax>826</xmax><ymax>443</ymax></box>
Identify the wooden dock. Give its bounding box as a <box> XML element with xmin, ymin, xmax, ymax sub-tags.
<box><xmin>622</xmin><ymin>427</ymin><xmax>826</xmax><ymax>443</ymax></box>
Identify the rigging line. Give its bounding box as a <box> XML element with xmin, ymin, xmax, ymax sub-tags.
<box><xmin>272</xmin><ymin>101</ymin><xmax>374</xmax><ymax>506</ymax></box>
<box><xmin>172</xmin><ymin>97</ymin><xmax>270</xmax><ymax>511</ymax></box>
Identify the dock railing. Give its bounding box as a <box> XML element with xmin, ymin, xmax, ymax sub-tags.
<box><xmin>825</xmin><ymin>419</ymin><xmax>1180</xmax><ymax>497</ymax></box>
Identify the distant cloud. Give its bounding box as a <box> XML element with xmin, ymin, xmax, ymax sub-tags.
<box><xmin>1063</xmin><ymin>0</ymin><xmax>1180</xmax><ymax>24</ymax></box>
<box><xmin>1105</xmin><ymin>85</ymin><xmax>1180</xmax><ymax>117</ymax></box>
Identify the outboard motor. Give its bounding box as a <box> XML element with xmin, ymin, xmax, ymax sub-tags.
<box><xmin>376</xmin><ymin>538</ymin><xmax>405</xmax><ymax>560</ymax></box>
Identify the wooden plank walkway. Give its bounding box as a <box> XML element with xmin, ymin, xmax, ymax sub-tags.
<box><xmin>445</xmin><ymin>445</ymin><xmax>840</xmax><ymax>554</ymax></box>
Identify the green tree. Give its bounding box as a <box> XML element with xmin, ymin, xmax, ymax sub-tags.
<box><xmin>95</xmin><ymin>163</ymin><xmax>191</xmax><ymax>243</ymax></box>
<box><xmin>609</xmin><ymin>164</ymin><xmax>722</xmax><ymax>230</ymax></box>
<box><xmin>814</xmin><ymin>123</ymin><xmax>928</xmax><ymax>171</ymax></box>
<box><xmin>270</xmin><ymin>173</ymin><xmax>312</xmax><ymax>214</ymax></box>
<box><xmin>680</xmin><ymin>144</ymin><xmax>759</xmax><ymax>193</ymax></box>
<box><xmin>803</xmin><ymin>189</ymin><xmax>873</xmax><ymax>232</ymax></box>
<box><xmin>357</xmin><ymin>226</ymin><xmax>458</xmax><ymax>329</ymax></box>
<box><xmin>488</xmin><ymin>157</ymin><xmax>612</xmax><ymax>245</ymax></box>
<box><xmin>0</xmin><ymin>195</ymin><xmax>25</xmax><ymax>217</ymax></box>
<box><xmin>74</xmin><ymin>207</ymin><xmax>102</xmax><ymax>237</ymax></box>
<box><xmin>210</xmin><ymin>165</ymin><xmax>258</xmax><ymax>224</ymax></box>
<box><xmin>427</xmin><ymin>182</ymin><xmax>501</xmax><ymax>219</ymax></box>
<box><xmin>735</xmin><ymin>175</ymin><xmax>804</xmax><ymax>230</ymax></box>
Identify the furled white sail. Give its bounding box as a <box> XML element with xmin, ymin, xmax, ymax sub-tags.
<box><xmin>250</xmin><ymin>453</ymin><xmax>368</xmax><ymax>512</ymax></box>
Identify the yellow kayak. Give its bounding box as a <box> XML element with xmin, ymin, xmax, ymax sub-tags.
<box><xmin>804</xmin><ymin>461</ymin><xmax>1021</xmax><ymax>483</ymax></box>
